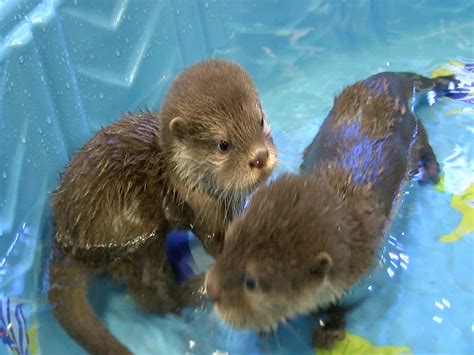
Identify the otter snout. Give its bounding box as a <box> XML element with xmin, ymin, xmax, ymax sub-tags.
<box><xmin>249</xmin><ymin>148</ymin><xmax>269</xmax><ymax>169</ymax></box>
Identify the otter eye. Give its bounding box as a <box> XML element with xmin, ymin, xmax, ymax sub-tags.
<box><xmin>260</xmin><ymin>117</ymin><xmax>264</xmax><ymax>128</ymax></box>
<box><xmin>244</xmin><ymin>275</ymin><xmax>257</xmax><ymax>291</ymax></box>
<box><xmin>218</xmin><ymin>140</ymin><xmax>229</xmax><ymax>153</ymax></box>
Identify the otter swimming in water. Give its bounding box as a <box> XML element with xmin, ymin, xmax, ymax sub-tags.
<box><xmin>205</xmin><ymin>72</ymin><xmax>456</xmax><ymax>349</ymax></box>
<box><xmin>49</xmin><ymin>59</ymin><xmax>277</xmax><ymax>354</ymax></box>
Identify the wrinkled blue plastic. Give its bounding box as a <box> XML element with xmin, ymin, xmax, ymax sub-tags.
<box><xmin>1</xmin><ymin>0</ymin><xmax>473</xmax><ymax>354</ymax></box>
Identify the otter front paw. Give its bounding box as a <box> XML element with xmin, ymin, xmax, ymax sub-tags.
<box><xmin>132</xmin><ymin>282</ymin><xmax>181</xmax><ymax>315</ymax></box>
<box><xmin>312</xmin><ymin>304</ymin><xmax>346</xmax><ymax>349</ymax></box>
<box><xmin>312</xmin><ymin>325</ymin><xmax>345</xmax><ymax>349</ymax></box>
<box><xmin>416</xmin><ymin>155</ymin><xmax>440</xmax><ymax>185</ymax></box>
<box><xmin>179</xmin><ymin>274</ymin><xmax>206</xmax><ymax>308</ymax></box>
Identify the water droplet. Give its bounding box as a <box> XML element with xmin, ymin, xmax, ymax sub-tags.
<box><xmin>90</xmin><ymin>54</ymin><xmax>95</xmax><ymax>60</ymax></box>
<box><xmin>21</xmin><ymin>136</ymin><xmax>26</xmax><ymax>144</ymax></box>
<box><xmin>115</xmin><ymin>50</ymin><xmax>121</xmax><ymax>57</ymax></box>
<box><xmin>2</xmin><ymin>172</ymin><xmax>6</xmax><ymax>179</ymax></box>
<box><xmin>99</xmin><ymin>93</ymin><xmax>104</xmax><ymax>100</ymax></box>
<box><xmin>205</xmin><ymin>2</ymin><xmax>209</xmax><ymax>8</ymax></box>
<box><xmin>19</xmin><ymin>56</ymin><xmax>24</xmax><ymax>64</ymax></box>
<box><xmin>46</xmin><ymin>116</ymin><xmax>52</xmax><ymax>125</ymax></box>
<box><xmin>176</xmin><ymin>9</ymin><xmax>180</xmax><ymax>15</ymax></box>
<box><xmin>38</xmin><ymin>128</ymin><xmax>43</xmax><ymax>134</ymax></box>
<box><xmin>66</xmin><ymin>82</ymin><xmax>70</xmax><ymax>89</ymax></box>
<box><xmin>27</xmin><ymin>158</ymin><xmax>31</xmax><ymax>164</ymax></box>
<box><xmin>188</xmin><ymin>24</ymin><xmax>193</xmax><ymax>30</ymax></box>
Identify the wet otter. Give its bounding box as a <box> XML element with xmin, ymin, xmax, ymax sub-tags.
<box><xmin>205</xmin><ymin>72</ymin><xmax>456</xmax><ymax>349</ymax></box>
<box><xmin>49</xmin><ymin>59</ymin><xmax>277</xmax><ymax>354</ymax></box>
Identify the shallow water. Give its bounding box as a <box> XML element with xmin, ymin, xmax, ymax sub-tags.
<box><xmin>0</xmin><ymin>1</ymin><xmax>473</xmax><ymax>354</ymax></box>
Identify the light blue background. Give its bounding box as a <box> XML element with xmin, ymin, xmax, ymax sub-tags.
<box><xmin>0</xmin><ymin>0</ymin><xmax>473</xmax><ymax>354</ymax></box>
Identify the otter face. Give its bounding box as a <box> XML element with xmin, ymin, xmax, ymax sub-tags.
<box><xmin>162</xmin><ymin>60</ymin><xmax>277</xmax><ymax>201</ymax></box>
<box><xmin>205</xmin><ymin>223</ymin><xmax>338</xmax><ymax>332</ymax></box>
<box><xmin>169</xmin><ymin>103</ymin><xmax>276</xmax><ymax>200</ymax></box>
<box><xmin>205</xmin><ymin>175</ymin><xmax>351</xmax><ymax>331</ymax></box>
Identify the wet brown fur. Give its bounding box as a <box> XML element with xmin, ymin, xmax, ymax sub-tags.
<box><xmin>49</xmin><ymin>59</ymin><xmax>276</xmax><ymax>354</ymax></box>
<box><xmin>206</xmin><ymin>72</ymin><xmax>456</xmax><ymax>348</ymax></box>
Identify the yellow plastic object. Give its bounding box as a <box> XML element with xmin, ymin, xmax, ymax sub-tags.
<box><xmin>28</xmin><ymin>323</ymin><xmax>39</xmax><ymax>355</ymax></box>
<box><xmin>431</xmin><ymin>60</ymin><xmax>466</xmax><ymax>78</ymax></box>
<box><xmin>446</xmin><ymin>108</ymin><xmax>474</xmax><ymax>115</ymax></box>
<box><xmin>439</xmin><ymin>183</ymin><xmax>474</xmax><ymax>243</ymax></box>
<box><xmin>316</xmin><ymin>331</ymin><xmax>411</xmax><ymax>355</ymax></box>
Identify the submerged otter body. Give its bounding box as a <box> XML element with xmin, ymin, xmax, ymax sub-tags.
<box><xmin>49</xmin><ymin>59</ymin><xmax>277</xmax><ymax>354</ymax></box>
<box><xmin>301</xmin><ymin>72</ymin><xmax>446</xmax><ymax>212</ymax></box>
<box><xmin>206</xmin><ymin>72</ymin><xmax>455</xmax><ymax>348</ymax></box>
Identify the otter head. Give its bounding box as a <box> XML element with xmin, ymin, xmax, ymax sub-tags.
<box><xmin>160</xmin><ymin>59</ymin><xmax>276</xmax><ymax>202</ymax></box>
<box><xmin>205</xmin><ymin>173</ymin><xmax>381</xmax><ymax>332</ymax></box>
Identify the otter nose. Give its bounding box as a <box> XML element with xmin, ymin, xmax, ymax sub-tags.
<box><xmin>249</xmin><ymin>149</ymin><xmax>269</xmax><ymax>169</ymax></box>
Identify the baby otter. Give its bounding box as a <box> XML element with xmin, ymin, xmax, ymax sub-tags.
<box><xmin>49</xmin><ymin>59</ymin><xmax>277</xmax><ymax>354</ymax></box>
<box><xmin>205</xmin><ymin>72</ymin><xmax>456</xmax><ymax>349</ymax></box>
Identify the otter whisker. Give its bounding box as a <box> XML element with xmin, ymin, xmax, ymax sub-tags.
<box><xmin>274</xmin><ymin>330</ymin><xmax>282</xmax><ymax>351</ymax></box>
<box><xmin>225</xmin><ymin>326</ymin><xmax>233</xmax><ymax>350</ymax></box>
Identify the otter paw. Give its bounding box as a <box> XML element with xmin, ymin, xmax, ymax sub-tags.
<box><xmin>202</xmin><ymin>236</ymin><xmax>223</xmax><ymax>257</ymax></box>
<box><xmin>312</xmin><ymin>326</ymin><xmax>345</xmax><ymax>350</ymax></box>
<box><xmin>179</xmin><ymin>274</ymin><xmax>206</xmax><ymax>308</ymax></box>
<box><xmin>132</xmin><ymin>284</ymin><xmax>181</xmax><ymax>315</ymax></box>
<box><xmin>416</xmin><ymin>156</ymin><xmax>440</xmax><ymax>185</ymax></box>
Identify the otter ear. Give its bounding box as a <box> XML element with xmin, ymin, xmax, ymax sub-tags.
<box><xmin>169</xmin><ymin>116</ymin><xmax>189</xmax><ymax>139</ymax></box>
<box><xmin>310</xmin><ymin>251</ymin><xmax>333</xmax><ymax>276</ymax></box>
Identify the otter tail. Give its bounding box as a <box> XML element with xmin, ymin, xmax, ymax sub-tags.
<box><xmin>410</xmin><ymin>73</ymin><xmax>460</xmax><ymax>98</ymax></box>
<box><xmin>411</xmin><ymin>62</ymin><xmax>474</xmax><ymax>103</ymax></box>
<box><xmin>432</xmin><ymin>61</ymin><xmax>474</xmax><ymax>104</ymax></box>
<box><xmin>48</xmin><ymin>248</ymin><xmax>132</xmax><ymax>355</ymax></box>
